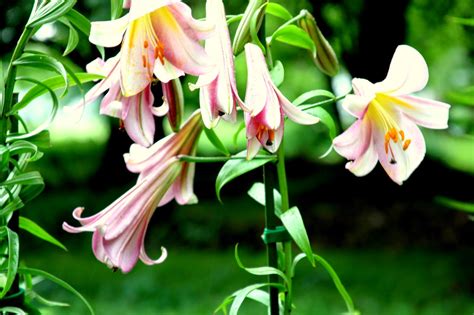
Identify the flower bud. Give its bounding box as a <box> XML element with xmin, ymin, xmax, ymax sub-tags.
<box><xmin>298</xmin><ymin>11</ymin><xmax>339</xmax><ymax>76</ymax></box>
<box><xmin>232</xmin><ymin>0</ymin><xmax>269</xmax><ymax>55</ymax></box>
<box><xmin>162</xmin><ymin>79</ymin><xmax>184</xmax><ymax>132</ymax></box>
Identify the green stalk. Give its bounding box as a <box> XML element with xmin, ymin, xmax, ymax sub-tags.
<box><xmin>0</xmin><ymin>27</ymin><xmax>34</xmax><ymax>142</ymax></box>
<box><xmin>276</xmin><ymin>139</ymin><xmax>293</xmax><ymax>314</ymax></box>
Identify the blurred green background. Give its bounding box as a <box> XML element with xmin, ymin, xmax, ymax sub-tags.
<box><xmin>1</xmin><ymin>0</ymin><xmax>473</xmax><ymax>314</ymax></box>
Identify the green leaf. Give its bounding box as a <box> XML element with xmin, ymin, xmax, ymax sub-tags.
<box><xmin>270</xmin><ymin>25</ymin><xmax>316</xmax><ymax>56</ymax></box>
<box><xmin>111</xmin><ymin>0</ymin><xmax>124</xmax><ymax>20</ymax></box>
<box><xmin>293</xmin><ymin>89</ymin><xmax>336</xmax><ymax>106</ymax></box>
<box><xmin>229</xmin><ymin>283</ymin><xmax>284</xmax><ymax>315</ymax></box>
<box><xmin>0</xmin><ymin>171</ymin><xmax>44</xmax><ymax>187</ymax></box>
<box><xmin>13</xmin><ymin>54</ymin><xmax>69</xmax><ymax>96</ymax></box>
<box><xmin>0</xmin><ymin>57</ymin><xmax>5</xmax><ymax>113</ymax></box>
<box><xmin>280</xmin><ymin>206</ymin><xmax>315</xmax><ymax>266</ymax></box>
<box><xmin>8</xmin><ymin>130</ymin><xmax>51</xmax><ymax>149</ymax></box>
<box><xmin>8</xmin><ymin>140</ymin><xmax>40</xmax><ymax>162</ymax></box>
<box><xmin>18</xmin><ymin>267</ymin><xmax>95</xmax><ymax>315</ymax></box>
<box><xmin>247</xmin><ymin>182</ymin><xmax>282</xmax><ymax>216</ymax></box>
<box><xmin>232</xmin><ymin>121</ymin><xmax>245</xmax><ymax>146</ymax></box>
<box><xmin>234</xmin><ymin>245</ymin><xmax>288</xmax><ymax>283</ymax></box>
<box><xmin>19</xmin><ymin>217</ymin><xmax>67</xmax><ymax>251</ymax></box>
<box><xmin>269</xmin><ymin>60</ymin><xmax>284</xmax><ymax>87</ymax></box>
<box><xmin>0</xmin><ymin>197</ymin><xmax>24</xmax><ymax>217</ymax></box>
<box><xmin>265</xmin><ymin>2</ymin><xmax>293</xmax><ymax>21</ymax></box>
<box><xmin>19</xmin><ymin>183</ymin><xmax>45</xmax><ymax>205</ymax></box>
<box><xmin>226</xmin><ymin>14</ymin><xmax>243</xmax><ymax>26</ymax></box>
<box><xmin>435</xmin><ymin>196</ymin><xmax>474</xmax><ymax>213</ymax></box>
<box><xmin>204</xmin><ymin>127</ymin><xmax>230</xmax><ymax>156</ymax></box>
<box><xmin>305</xmin><ymin>107</ymin><xmax>337</xmax><ymax>140</ymax></box>
<box><xmin>29</xmin><ymin>292</ymin><xmax>70</xmax><ymax>308</ymax></box>
<box><xmin>61</xmin><ymin>19</ymin><xmax>80</xmax><ymax>56</ymax></box>
<box><xmin>0</xmin><ymin>227</ymin><xmax>19</xmax><ymax>299</ymax></box>
<box><xmin>249</xmin><ymin>2</ymin><xmax>268</xmax><ymax>53</ymax></box>
<box><xmin>0</xmin><ymin>307</ymin><xmax>27</xmax><ymax>315</ymax></box>
<box><xmin>292</xmin><ymin>253</ymin><xmax>357</xmax><ymax>314</ymax></box>
<box><xmin>215</xmin><ymin>151</ymin><xmax>274</xmax><ymax>202</ymax></box>
<box><xmin>65</xmin><ymin>10</ymin><xmax>91</xmax><ymax>36</ymax></box>
<box><xmin>13</xmin><ymin>73</ymin><xmax>103</xmax><ymax>112</ymax></box>
<box><xmin>447</xmin><ymin>16</ymin><xmax>474</xmax><ymax>27</ymax></box>
<box><xmin>0</xmin><ymin>145</ymin><xmax>10</xmax><ymax>171</ymax></box>
<box><xmin>27</xmin><ymin>0</ymin><xmax>77</xmax><ymax>28</ymax></box>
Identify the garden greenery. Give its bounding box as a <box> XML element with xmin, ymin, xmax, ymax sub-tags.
<box><xmin>0</xmin><ymin>0</ymin><xmax>457</xmax><ymax>314</ymax></box>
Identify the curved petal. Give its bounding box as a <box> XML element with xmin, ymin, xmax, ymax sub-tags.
<box><xmin>352</xmin><ymin>78</ymin><xmax>376</xmax><ymax>98</ymax></box>
<box><xmin>173</xmin><ymin>161</ymin><xmax>198</xmax><ymax>205</ymax></box>
<box><xmin>244</xmin><ymin>43</ymin><xmax>269</xmax><ymax>116</ymax></box>
<box><xmin>169</xmin><ymin>2</ymin><xmax>214</xmax><ymax>41</ymax></box>
<box><xmin>153</xmin><ymin>58</ymin><xmax>185</xmax><ymax>83</ymax></box>
<box><xmin>392</xmin><ymin>95</ymin><xmax>450</xmax><ymax>129</ymax></box>
<box><xmin>123</xmin><ymin>88</ymin><xmax>155</xmax><ymax>147</ymax></box>
<box><xmin>278</xmin><ymin>92</ymin><xmax>320</xmax><ymax>125</ymax></box>
<box><xmin>151</xmin><ymin>7</ymin><xmax>214</xmax><ymax>77</ymax></box>
<box><xmin>140</xmin><ymin>246</ymin><xmax>168</xmax><ymax>265</ymax></box>
<box><xmin>374</xmin><ymin>115</ymin><xmax>426</xmax><ymax>185</ymax></box>
<box><xmin>333</xmin><ymin>117</ymin><xmax>372</xmax><ymax>161</ymax></box>
<box><xmin>90</xmin><ymin>14</ymin><xmax>129</xmax><ymax>47</ymax></box>
<box><xmin>374</xmin><ymin>45</ymin><xmax>428</xmax><ymax>96</ymax></box>
<box><xmin>246</xmin><ymin>137</ymin><xmax>261</xmax><ymax>160</ymax></box>
<box><xmin>345</xmin><ymin>140</ymin><xmax>378</xmax><ymax>177</ymax></box>
<box><xmin>199</xmin><ymin>78</ymin><xmax>219</xmax><ymax>129</ymax></box>
<box><xmin>120</xmin><ymin>18</ymin><xmax>155</xmax><ymax>97</ymax></box>
<box><xmin>342</xmin><ymin>94</ymin><xmax>372</xmax><ymax>118</ymax></box>
<box><xmin>129</xmin><ymin>0</ymin><xmax>180</xmax><ymax>21</ymax></box>
<box><xmin>100</xmin><ymin>84</ymin><xmax>124</xmax><ymax>119</ymax></box>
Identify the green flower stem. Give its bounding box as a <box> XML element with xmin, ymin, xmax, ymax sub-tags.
<box><xmin>276</xmin><ymin>139</ymin><xmax>293</xmax><ymax>315</ymax></box>
<box><xmin>300</xmin><ymin>94</ymin><xmax>347</xmax><ymax>111</ymax></box>
<box><xmin>263</xmin><ymin>163</ymin><xmax>280</xmax><ymax>314</ymax></box>
<box><xmin>178</xmin><ymin>155</ymin><xmax>276</xmax><ymax>163</ymax></box>
<box><xmin>0</xmin><ymin>26</ymin><xmax>34</xmax><ymax>143</ymax></box>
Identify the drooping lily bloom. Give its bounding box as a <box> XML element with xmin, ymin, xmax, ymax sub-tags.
<box><xmin>189</xmin><ymin>0</ymin><xmax>242</xmax><ymax>128</ymax></box>
<box><xmin>243</xmin><ymin>43</ymin><xmax>320</xmax><ymax>159</ymax></box>
<box><xmin>63</xmin><ymin>111</ymin><xmax>203</xmax><ymax>273</ymax></box>
<box><xmin>161</xmin><ymin>79</ymin><xmax>184</xmax><ymax>132</ymax></box>
<box><xmin>89</xmin><ymin>0</ymin><xmax>214</xmax><ymax>97</ymax></box>
<box><xmin>78</xmin><ymin>55</ymin><xmax>168</xmax><ymax>147</ymax></box>
<box><xmin>333</xmin><ymin>45</ymin><xmax>450</xmax><ymax>184</ymax></box>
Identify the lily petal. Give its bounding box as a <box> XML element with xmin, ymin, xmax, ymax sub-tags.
<box><xmin>333</xmin><ymin>118</ymin><xmax>372</xmax><ymax>161</ymax></box>
<box><xmin>375</xmin><ymin>45</ymin><xmax>428</xmax><ymax>96</ymax></box>
<box><xmin>90</xmin><ymin>14</ymin><xmax>130</xmax><ymax>47</ymax></box>
<box><xmin>374</xmin><ymin>115</ymin><xmax>425</xmax><ymax>185</ymax></box>
<box><xmin>345</xmin><ymin>139</ymin><xmax>378</xmax><ymax>177</ymax></box>
<box><xmin>123</xmin><ymin>87</ymin><xmax>155</xmax><ymax>147</ymax></box>
<box><xmin>278</xmin><ymin>91</ymin><xmax>320</xmax><ymax>125</ymax></box>
<box><xmin>342</xmin><ymin>94</ymin><xmax>372</xmax><ymax>118</ymax></box>
<box><xmin>394</xmin><ymin>95</ymin><xmax>450</xmax><ymax>129</ymax></box>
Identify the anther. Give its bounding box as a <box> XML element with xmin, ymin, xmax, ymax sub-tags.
<box><xmin>143</xmin><ymin>40</ymin><xmax>149</xmax><ymax>49</ymax></box>
<box><xmin>390</xmin><ymin>159</ymin><xmax>397</xmax><ymax>165</ymax></box>
<box><xmin>384</xmin><ymin>141</ymin><xmax>389</xmax><ymax>154</ymax></box>
<box><xmin>266</xmin><ymin>130</ymin><xmax>275</xmax><ymax>146</ymax></box>
<box><xmin>399</xmin><ymin>130</ymin><xmax>405</xmax><ymax>141</ymax></box>
<box><xmin>142</xmin><ymin>55</ymin><xmax>147</xmax><ymax>68</ymax></box>
<box><xmin>403</xmin><ymin>139</ymin><xmax>411</xmax><ymax>151</ymax></box>
<box><xmin>218</xmin><ymin>111</ymin><xmax>225</xmax><ymax>117</ymax></box>
<box><xmin>389</xmin><ymin>127</ymin><xmax>398</xmax><ymax>143</ymax></box>
<box><xmin>112</xmin><ymin>267</ymin><xmax>119</xmax><ymax>272</ymax></box>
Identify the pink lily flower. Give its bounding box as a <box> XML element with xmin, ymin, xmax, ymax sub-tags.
<box><xmin>243</xmin><ymin>43</ymin><xmax>320</xmax><ymax>159</ymax></box>
<box><xmin>63</xmin><ymin>111</ymin><xmax>203</xmax><ymax>273</ymax></box>
<box><xmin>333</xmin><ymin>45</ymin><xmax>450</xmax><ymax>184</ymax></box>
<box><xmin>89</xmin><ymin>0</ymin><xmax>214</xmax><ymax>97</ymax></box>
<box><xmin>189</xmin><ymin>0</ymin><xmax>243</xmax><ymax>128</ymax></box>
<box><xmin>78</xmin><ymin>55</ymin><xmax>168</xmax><ymax>147</ymax></box>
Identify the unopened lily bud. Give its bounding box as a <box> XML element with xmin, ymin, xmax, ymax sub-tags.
<box><xmin>298</xmin><ymin>11</ymin><xmax>339</xmax><ymax>76</ymax></box>
<box><xmin>162</xmin><ymin>79</ymin><xmax>184</xmax><ymax>132</ymax></box>
<box><xmin>232</xmin><ymin>0</ymin><xmax>269</xmax><ymax>55</ymax></box>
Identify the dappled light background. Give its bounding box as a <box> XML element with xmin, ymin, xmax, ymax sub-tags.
<box><xmin>1</xmin><ymin>0</ymin><xmax>473</xmax><ymax>314</ymax></box>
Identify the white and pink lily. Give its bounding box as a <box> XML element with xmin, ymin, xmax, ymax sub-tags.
<box><xmin>333</xmin><ymin>45</ymin><xmax>450</xmax><ymax>184</ymax></box>
<box><xmin>89</xmin><ymin>0</ymin><xmax>214</xmax><ymax>97</ymax></box>
<box><xmin>243</xmin><ymin>43</ymin><xmax>320</xmax><ymax>159</ymax></box>
<box><xmin>63</xmin><ymin>111</ymin><xmax>203</xmax><ymax>273</ymax></box>
<box><xmin>78</xmin><ymin>55</ymin><xmax>168</xmax><ymax>147</ymax></box>
<box><xmin>189</xmin><ymin>0</ymin><xmax>243</xmax><ymax>128</ymax></box>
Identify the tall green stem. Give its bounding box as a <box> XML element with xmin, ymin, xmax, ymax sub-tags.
<box><xmin>277</xmin><ymin>139</ymin><xmax>293</xmax><ymax>314</ymax></box>
<box><xmin>0</xmin><ymin>27</ymin><xmax>33</xmax><ymax>142</ymax></box>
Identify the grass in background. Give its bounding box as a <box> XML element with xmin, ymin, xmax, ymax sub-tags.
<box><xmin>23</xmin><ymin>248</ymin><xmax>473</xmax><ymax>315</ymax></box>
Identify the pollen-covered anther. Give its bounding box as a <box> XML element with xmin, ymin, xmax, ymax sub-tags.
<box><xmin>142</xmin><ymin>55</ymin><xmax>147</xmax><ymax>68</ymax></box>
<box><xmin>143</xmin><ymin>40</ymin><xmax>149</xmax><ymax>49</ymax></box>
<box><xmin>154</xmin><ymin>41</ymin><xmax>165</xmax><ymax>65</ymax></box>
<box><xmin>266</xmin><ymin>130</ymin><xmax>275</xmax><ymax>146</ymax></box>
<box><xmin>388</xmin><ymin>127</ymin><xmax>398</xmax><ymax>143</ymax></box>
<box><xmin>399</xmin><ymin>130</ymin><xmax>405</xmax><ymax>141</ymax></box>
<box><xmin>403</xmin><ymin>139</ymin><xmax>411</xmax><ymax>151</ymax></box>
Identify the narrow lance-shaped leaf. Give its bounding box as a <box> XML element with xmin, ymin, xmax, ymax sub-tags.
<box><xmin>18</xmin><ymin>267</ymin><xmax>95</xmax><ymax>315</ymax></box>
<box><xmin>305</xmin><ymin>107</ymin><xmax>337</xmax><ymax>140</ymax></box>
<box><xmin>0</xmin><ymin>227</ymin><xmax>19</xmax><ymax>299</ymax></box>
<box><xmin>59</xmin><ymin>18</ymin><xmax>80</xmax><ymax>56</ymax></box>
<box><xmin>0</xmin><ymin>171</ymin><xmax>44</xmax><ymax>187</ymax></box>
<box><xmin>435</xmin><ymin>196</ymin><xmax>474</xmax><ymax>213</ymax></box>
<box><xmin>111</xmin><ymin>0</ymin><xmax>124</xmax><ymax>20</ymax></box>
<box><xmin>280</xmin><ymin>206</ymin><xmax>315</xmax><ymax>266</ymax></box>
<box><xmin>234</xmin><ymin>245</ymin><xmax>288</xmax><ymax>283</ymax></box>
<box><xmin>27</xmin><ymin>0</ymin><xmax>77</xmax><ymax>28</ymax></box>
<box><xmin>293</xmin><ymin>89</ymin><xmax>336</xmax><ymax>106</ymax></box>
<box><xmin>229</xmin><ymin>283</ymin><xmax>284</xmax><ymax>315</ymax></box>
<box><xmin>269</xmin><ymin>60</ymin><xmax>284</xmax><ymax>87</ymax></box>
<box><xmin>19</xmin><ymin>216</ymin><xmax>67</xmax><ymax>251</ymax></box>
<box><xmin>215</xmin><ymin>150</ymin><xmax>275</xmax><ymax>202</ymax></box>
<box><xmin>247</xmin><ymin>182</ymin><xmax>282</xmax><ymax>216</ymax></box>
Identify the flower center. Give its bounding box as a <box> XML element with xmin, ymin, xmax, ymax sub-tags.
<box><xmin>256</xmin><ymin>125</ymin><xmax>275</xmax><ymax>146</ymax></box>
<box><xmin>370</xmin><ymin>97</ymin><xmax>412</xmax><ymax>164</ymax></box>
